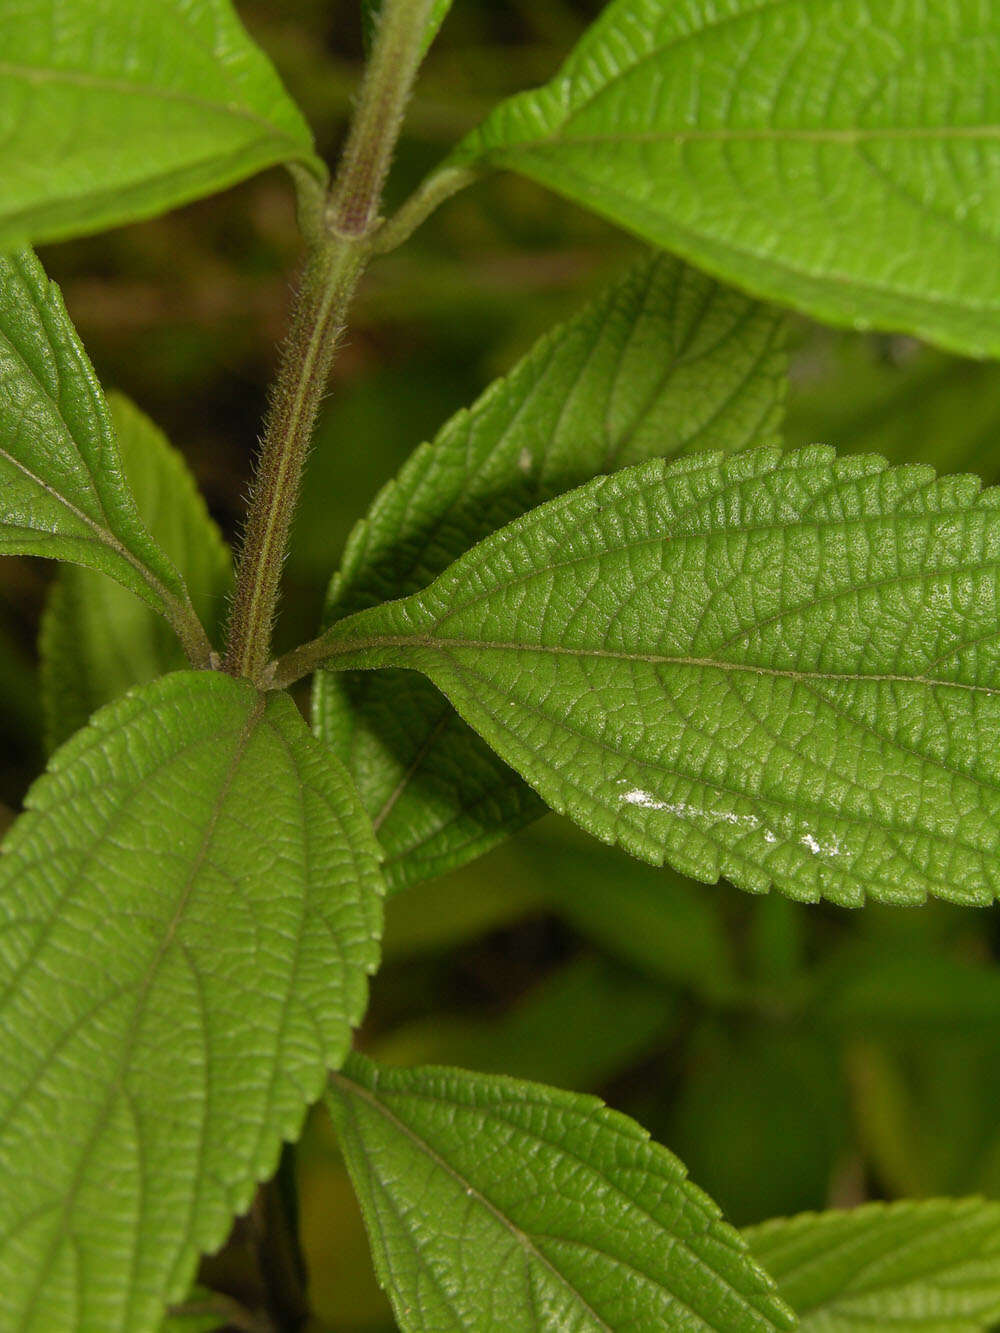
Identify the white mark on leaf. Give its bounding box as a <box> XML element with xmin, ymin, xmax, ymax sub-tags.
<box><xmin>518</xmin><ymin>447</ymin><xmax>533</xmax><ymax>474</ymax></box>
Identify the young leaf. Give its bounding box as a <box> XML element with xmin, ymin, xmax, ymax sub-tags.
<box><xmin>314</xmin><ymin>253</ymin><xmax>786</xmax><ymax>891</ymax></box>
<box><xmin>327</xmin><ymin>1054</ymin><xmax>794</xmax><ymax>1332</ymax></box>
<box><xmin>0</xmin><ymin>0</ymin><xmax>323</xmax><ymax>251</ymax></box>
<box><xmin>744</xmin><ymin>1199</ymin><xmax>1000</xmax><ymax>1331</ymax></box>
<box><xmin>309</xmin><ymin>446</ymin><xmax>1000</xmax><ymax>908</ymax></box>
<box><xmin>0</xmin><ymin>672</ymin><xmax>383</xmax><ymax>1333</ymax></box>
<box><xmin>362</xmin><ymin>0</ymin><xmax>452</xmax><ymax>57</ymax></box>
<box><xmin>448</xmin><ymin>0</ymin><xmax>1000</xmax><ymax>357</ymax></box>
<box><xmin>0</xmin><ymin>249</ymin><xmax>210</xmax><ymax>661</ymax></box>
<box><xmin>40</xmin><ymin>394</ymin><xmax>232</xmax><ymax>750</ymax></box>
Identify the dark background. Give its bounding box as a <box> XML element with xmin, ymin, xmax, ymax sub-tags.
<box><xmin>3</xmin><ymin>3</ymin><xmax>1000</xmax><ymax>1327</ymax></box>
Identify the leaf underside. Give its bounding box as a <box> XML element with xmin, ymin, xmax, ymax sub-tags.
<box><xmin>0</xmin><ymin>672</ymin><xmax>383</xmax><ymax>1333</ymax></box>
<box><xmin>40</xmin><ymin>394</ymin><xmax>232</xmax><ymax>751</ymax></box>
<box><xmin>328</xmin><ymin>1054</ymin><xmax>794</xmax><ymax>1332</ymax></box>
<box><xmin>314</xmin><ymin>252</ymin><xmax>787</xmax><ymax>892</ymax></box>
<box><xmin>319</xmin><ymin>446</ymin><xmax>1000</xmax><ymax>908</ymax></box>
<box><xmin>451</xmin><ymin>0</ymin><xmax>1000</xmax><ymax>357</ymax></box>
<box><xmin>745</xmin><ymin>1198</ymin><xmax>1000</xmax><ymax>1331</ymax></box>
<box><xmin>0</xmin><ymin>249</ymin><xmax>190</xmax><ymax>619</ymax></box>
<box><xmin>0</xmin><ymin>0</ymin><xmax>323</xmax><ymax>251</ymax></box>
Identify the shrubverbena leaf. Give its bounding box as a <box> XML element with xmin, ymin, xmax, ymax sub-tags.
<box><xmin>449</xmin><ymin>0</ymin><xmax>1000</xmax><ymax>357</ymax></box>
<box><xmin>361</xmin><ymin>0</ymin><xmax>451</xmax><ymax>57</ymax></box>
<box><xmin>0</xmin><ymin>672</ymin><xmax>383</xmax><ymax>1333</ymax></box>
<box><xmin>327</xmin><ymin>1054</ymin><xmax>794</xmax><ymax>1332</ymax></box>
<box><xmin>0</xmin><ymin>249</ymin><xmax>205</xmax><ymax>654</ymax></box>
<box><xmin>314</xmin><ymin>446</ymin><xmax>1000</xmax><ymax>908</ymax></box>
<box><xmin>314</xmin><ymin>253</ymin><xmax>786</xmax><ymax>891</ymax></box>
<box><xmin>40</xmin><ymin>394</ymin><xmax>231</xmax><ymax>750</ymax></box>
<box><xmin>0</xmin><ymin>0</ymin><xmax>323</xmax><ymax>250</ymax></box>
<box><xmin>744</xmin><ymin>1199</ymin><xmax>1000</xmax><ymax>1331</ymax></box>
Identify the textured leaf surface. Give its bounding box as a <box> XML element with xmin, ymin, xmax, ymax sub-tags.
<box><xmin>0</xmin><ymin>672</ymin><xmax>383</xmax><ymax>1333</ymax></box>
<box><xmin>451</xmin><ymin>0</ymin><xmax>1000</xmax><ymax>357</ymax></box>
<box><xmin>0</xmin><ymin>249</ymin><xmax>198</xmax><ymax>633</ymax></box>
<box><xmin>314</xmin><ymin>253</ymin><xmax>786</xmax><ymax>891</ymax></box>
<box><xmin>0</xmin><ymin>0</ymin><xmax>322</xmax><ymax>249</ymax></box>
<box><xmin>316</xmin><ymin>446</ymin><xmax>1000</xmax><ymax>907</ymax></box>
<box><xmin>745</xmin><ymin>1199</ymin><xmax>1000</xmax><ymax>1331</ymax></box>
<box><xmin>361</xmin><ymin>0</ymin><xmax>451</xmax><ymax>56</ymax></box>
<box><xmin>327</xmin><ymin>1054</ymin><xmax>794</xmax><ymax>1332</ymax></box>
<box><xmin>40</xmin><ymin>394</ymin><xmax>231</xmax><ymax>750</ymax></box>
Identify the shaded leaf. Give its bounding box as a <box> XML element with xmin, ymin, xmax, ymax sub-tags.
<box><xmin>40</xmin><ymin>394</ymin><xmax>231</xmax><ymax>750</ymax></box>
<box><xmin>327</xmin><ymin>1054</ymin><xmax>794</xmax><ymax>1331</ymax></box>
<box><xmin>0</xmin><ymin>0</ymin><xmax>323</xmax><ymax>250</ymax></box>
<box><xmin>372</xmin><ymin>955</ymin><xmax>675</xmax><ymax>1090</ymax></box>
<box><xmin>450</xmin><ymin>0</ymin><xmax>1000</xmax><ymax>356</ymax></box>
<box><xmin>314</xmin><ymin>252</ymin><xmax>786</xmax><ymax>891</ymax></box>
<box><xmin>0</xmin><ymin>672</ymin><xmax>383</xmax><ymax>1332</ymax></box>
<box><xmin>745</xmin><ymin>1199</ymin><xmax>1000</xmax><ymax>1331</ymax></box>
<box><xmin>0</xmin><ymin>249</ymin><xmax>207</xmax><ymax>659</ymax></box>
<box><xmin>313</xmin><ymin>446</ymin><xmax>1000</xmax><ymax>907</ymax></box>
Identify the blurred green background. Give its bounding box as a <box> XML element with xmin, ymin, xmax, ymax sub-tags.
<box><xmin>3</xmin><ymin>3</ymin><xmax>1000</xmax><ymax>1328</ymax></box>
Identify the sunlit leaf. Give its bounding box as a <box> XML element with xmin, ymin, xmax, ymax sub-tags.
<box><xmin>0</xmin><ymin>0</ymin><xmax>323</xmax><ymax>249</ymax></box>
<box><xmin>450</xmin><ymin>0</ymin><xmax>1000</xmax><ymax>356</ymax></box>
<box><xmin>313</xmin><ymin>446</ymin><xmax>1000</xmax><ymax>907</ymax></box>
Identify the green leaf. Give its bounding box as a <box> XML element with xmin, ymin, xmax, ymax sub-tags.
<box><xmin>0</xmin><ymin>0</ymin><xmax>323</xmax><ymax>250</ymax></box>
<box><xmin>744</xmin><ymin>1199</ymin><xmax>1000</xmax><ymax>1331</ymax></box>
<box><xmin>0</xmin><ymin>672</ymin><xmax>383</xmax><ymax>1333</ymax></box>
<box><xmin>40</xmin><ymin>394</ymin><xmax>231</xmax><ymax>750</ymax></box>
<box><xmin>449</xmin><ymin>0</ymin><xmax>1000</xmax><ymax>357</ymax></box>
<box><xmin>327</xmin><ymin>1054</ymin><xmax>794</xmax><ymax>1332</ymax></box>
<box><xmin>0</xmin><ymin>249</ymin><xmax>208</xmax><ymax>659</ymax></box>
<box><xmin>362</xmin><ymin>0</ymin><xmax>452</xmax><ymax>57</ymax></box>
<box><xmin>314</xmin><ymin>252</ymin><xmax>787</xmax><ymax>892</ymax></box>
<box><xmin>313</xmin><ymin>446</ymin><xmax>1000</xmax><ymax>908</ymax></box>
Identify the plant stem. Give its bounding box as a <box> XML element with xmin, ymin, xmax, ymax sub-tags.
<box><xmin>224</xmin><ymin>0</ymin><xmax>434</xmax><ymax>682</ymax></box>
<box><xmin>372</xmin><ymin>163</ymin><xmax>478</xmax><ymax>255</ymax></box>
<box><xmin>223</xmin><ymin>240</ymin><xmax>363</xmax><ymax>680</ymax></box>
<box><xmin>165</xmin><ymin>594</ymin><xmax>216</xmax><ymax>670</ymax></box>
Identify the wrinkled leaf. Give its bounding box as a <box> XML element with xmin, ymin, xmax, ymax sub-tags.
<box><xmin>314</xmin><ymin>446</ymin><xmax>1000</xmax><ymax>907</ymax></box>
<box><xmin>314</xmin><ymin>253</ymin><xmax>786</xmax><ymax>891</ymax></box>
<box><xmin>328</xmin><ymin>1054</ymin><xmax>794</xmax><ymax>1331</ymax></box>
<box><xmin>745</xmin><ymin>1199</ymin><xmax>1000</xmax><ymax>1331</ymax></box>
<box><xmin>450</xmin><ymin>0</ymin><xmax>1000</xmax><ymax>356</ymax></box>
<box><xmin>0</xmin><ymin>0</ymin><xmax>323</xmax><ymax>250</ymax></box>
<box><xmin>40</xmin><ymin>394</ymin><xmax>231</xmax><ymax>750</ymax></box>
<box><xmin>0</xmin><ymin>672</ymin><xmax>383</xmax><ymax>1332</ymax></box>
<box><xmin>0</xmin><ymin>249</ymin><xmax>206</xmax><ymax>658</ymax></box>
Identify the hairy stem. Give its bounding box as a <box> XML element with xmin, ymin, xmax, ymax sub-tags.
<box><xmin>223</xmin><ymin>241</ymin><xmax>363</xmax><ymax>680</ymax></box>
<box><xmin>326</xmin><ymin>0</ymin><xmax>436</xmax><ymax>239</ymax></box>
<box><xmin>372</xmin><ymin>163</ymin><xmax>478</xmax><ymax>255</ymax></box>
<box><xmin>224</xmin><ymin>0</ymin><xmax>434</xmax><ymax>681</ymax></box>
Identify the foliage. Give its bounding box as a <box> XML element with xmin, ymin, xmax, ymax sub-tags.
<box><xmin>0</xmin><ymin>2</ymin><xmax>997</xmax><ymax>1330</ymax></box>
